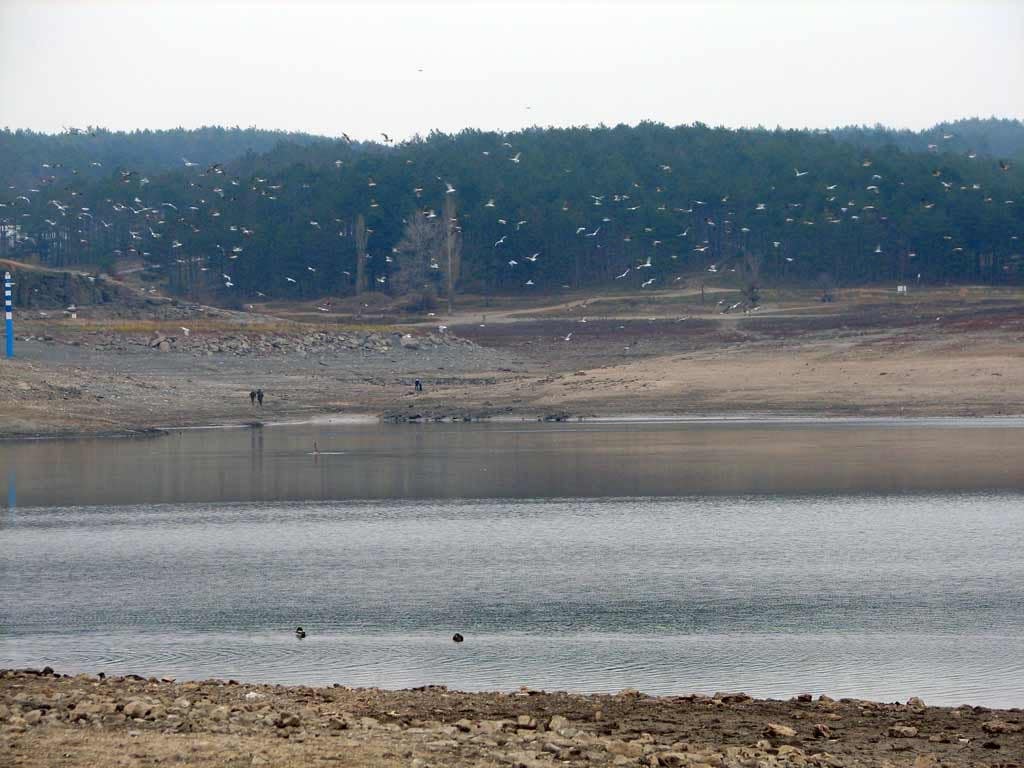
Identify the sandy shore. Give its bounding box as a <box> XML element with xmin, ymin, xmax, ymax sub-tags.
<box><xmin>3</xmin><ymin>668</ymin><xmax>1022</xmax><ymax>767</ymax></box>
<box><xmin>2</xmin><ymin>286</ymin><xmax>1024</xmax><ymax>438</ymax></box>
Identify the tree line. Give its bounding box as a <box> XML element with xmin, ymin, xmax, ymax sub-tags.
<box><xmin>1</xmin><ymin>119</ymin><xmax>1021</xmax><ymax>306</ymax></box>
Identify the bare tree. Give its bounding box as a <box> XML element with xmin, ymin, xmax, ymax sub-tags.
<box><xmin>393</xmin><ymin>212</ymin><xmax>444</xmax><ymax>303</ymax></box>
<box><xmin>355</xmin><ymin>214</ymin><xmax>368</xmax><ymax>295</ymax></box>
<box><xmin>444</xmin><ymin>195</ymin><xmax>461</xmax><ymax>315</ymax></box>
<box><xmin>738</xmin><ymin>250</ymin><xmax>762</xmax><ymax>307</ymax></box>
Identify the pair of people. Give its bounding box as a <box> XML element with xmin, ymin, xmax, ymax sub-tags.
<box><xmin>249</xmin><ymin>388</ymin><xmax>264</xmax><ymax>406</ymax></box>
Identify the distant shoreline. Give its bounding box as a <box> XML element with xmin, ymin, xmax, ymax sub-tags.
<box><xmin>5</xmin><ymin>285</ymin><xmax>1024</xmax><ymax>442</ymax></box>
<box><xmin>5</xmin><ymin>411</ymin><xmax>1024</xmax><ymax>443</ymax></box>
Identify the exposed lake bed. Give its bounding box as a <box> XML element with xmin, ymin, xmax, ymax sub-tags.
<box><xmin>3</xmin><ymin>667</ymin><xmax>1023</xmax><ymax>768</ymax></box>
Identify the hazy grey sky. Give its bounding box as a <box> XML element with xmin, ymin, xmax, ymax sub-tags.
<box><xmin>2</xmin><ymin>0</ymin><xmax>1021</xmax><ymax>139</ymax></box>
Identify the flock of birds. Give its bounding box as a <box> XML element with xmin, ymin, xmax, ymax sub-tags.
<box><xmin>1</xmin><ymin>128</ymin><xmax>1020</xmax><ymax>314</ymax></box>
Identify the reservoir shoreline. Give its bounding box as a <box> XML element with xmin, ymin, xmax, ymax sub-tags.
<box><xmin>2</xmin><ymin>668</ymin><xmax>1021</xmax><ymax>768</ymax></box>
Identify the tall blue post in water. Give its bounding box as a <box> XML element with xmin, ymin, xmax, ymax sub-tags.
<box><xmin>4</xmin><ymin>271</ymin><xmax>12</xmax><ymax>358</ymax></box>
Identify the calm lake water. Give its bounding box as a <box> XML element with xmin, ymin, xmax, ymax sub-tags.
<box><xmin>2</xmin><ymin>419</ymin><xmax>1023</xmax><ymax>706</ymax></box>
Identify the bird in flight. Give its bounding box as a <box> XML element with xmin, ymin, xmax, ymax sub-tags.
<box><xmin>794</xmin><ymin>168</ymin><xmax>809</xmax><ymax>177</ymax></box>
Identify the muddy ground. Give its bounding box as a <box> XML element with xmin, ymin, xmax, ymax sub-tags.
<box><xmin>2</xmin><ymin>285</ymin><xmax>1024</xmax><ymax>437</ymax></box>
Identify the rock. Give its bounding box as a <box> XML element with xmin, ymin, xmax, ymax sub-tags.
<box><xmin>888</xmin><ymin>725</ymin><xmax>919</xmax><ymax>738</ymax></box>
<box><xmin>274</xmin><ymin>712</ymin><xmax>301</xmax><ymax>728</ymax></box>
<box><xmin>793</xmin><ymin>693</ymin><xmax>813</xmax><ymax>702</ymax></box>
<box><xmin>325</xmin><ymin>718</ymin><xmax>348</xmax><ymax>731</ymax></box>
<box><xmin>478</xmin><ymin>720</ymin><xmax>509</xmax><ymax>734</ymax></box>
<box><xmin>652</xmin><ymin>753</ymin><xmax>690</xmax><ymax>767</ymax></box>
<box><xmin>455</xmin><ymin>718</ymin><xmax>474</xmax><ymax>732</ymax></box>
<box><xmin>123</xmin><ymin>700</ymin><xmax>150</xmax><ymax>719</ymax></box>
<box><xmin>172</xmin><ymin>697</ymin><xmax>191</xmax><ymax>709</ymax></box>
<box><xmin>813</xmin><ymin>723</ymin><xmax>833</xmax><ymax>739</ymax></box>
<box><xmin>507</xmin><ymin>751</ymin><xmax>542</xmax><ymax>768</ymax></box>
<box><xmin>714</xmin><ymin>691</ymin><xmax>752</xmax><ymax>703</ymax></box>
<box><xmin>906</xmin><ymin>696</ymin><xmax>926</xmax><ymax>711</ymax></box>
<box><xmin>516</xmin><ymin>715</ymin><xmax>537</xmax><ymax>730</ymax></box>
<box><xmin>818</xmin><ymin>694</ymin><xmax>835</xmax><ymax>704</ymax></box>
<box><xmin>982</xmin><ymin>719</ymin><xmax>1022</xmax><ymax>734</ymax></box>
<box><xmin>23</xmin><ymin>709</ymin><xmax>43</xmax><ymax>725</ymax></box>
<box><xmin>157</xmin><ymin>340</ymin><xmax>171</xmax><ymax>352</ymax></box>
<box><xmin>359</xmin><ymin>716</ymin><xmax>379</xmax><ymax>729</ymax></box>
<box><xmin>244</xmin><ymin>691</ymin><xmax>265</xmax><ymax>702</ymax></box>
<box><xmin>210</xmin><ymin>705</ymin><xmax>230</xmax><ymax>721</ymax></box>
<box><xmin>547</xmin><ymin>715</ymin><xmax>569</xmax><ymax>732</ymax></box>
<box><xmin>765</xmin><ymin>722</ymin><xmax>798</xmax><ymax>740</ymax></box>
<box><xmin>70</xmin><ymin>704</ymin><xmax>96</xmax><ymax>722</ymax></box>
<box><xmin>604</xmin><ymin>739</ymin><xmax>645</xmax><ymax>759</ymax></box>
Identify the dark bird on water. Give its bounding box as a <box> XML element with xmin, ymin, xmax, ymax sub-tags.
<box><xmin>452</xmin><ymin>633</ymin><xmax>464</xmax><ymax>643</ymax></box>
<box><xmin>295</xmin><ymin>626</ymin><xmax>306</xmax><ymax>639</ymax></box>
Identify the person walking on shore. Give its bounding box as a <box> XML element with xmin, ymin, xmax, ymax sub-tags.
<box><xmin>256</xmin><ymin>388</ymin><xmax>264</xmax><ymax>407</ymax></box>
<box><xmin>249</xmin><ymin>390</ymin><xmax>257</xmax><ymax>406</ymax></box>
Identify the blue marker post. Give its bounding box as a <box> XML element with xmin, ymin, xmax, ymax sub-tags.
<box><xmin>4</xmin><ymin>271</ymin><xmax>12</xmax><ymax>358</ymax></box>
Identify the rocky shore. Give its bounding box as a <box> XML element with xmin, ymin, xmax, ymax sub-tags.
<box><xmin>2</xmin><ymin>669</ymin><xmax>1021</xmax><ymax>767</ymax></box>
<box><xmin>22</xmin><ymin>327</ymin><xmax>474</xmax><ymax>358</ymax></box>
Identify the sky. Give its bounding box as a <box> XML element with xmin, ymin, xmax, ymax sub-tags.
<box><xmin>1</xmin><ymin>0</ymin><xmax>1022</xmax><ymax>140</ymax></box>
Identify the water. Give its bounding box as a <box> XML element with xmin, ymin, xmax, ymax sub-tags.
<box><xmin>2</xmin><ymin>420</ymin><xmax>1023</xmax><ymax>706</ymax></box>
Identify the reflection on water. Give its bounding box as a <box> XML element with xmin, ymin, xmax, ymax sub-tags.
<box><xmin>1</xmin><ymin>421</ymin><xmax>1023</xmax><ymax>706</ymax></box>
<box><xmin>3</xmin><ymin>418</ymin><xmax>1024</xmax><ymax>507</ymax></box>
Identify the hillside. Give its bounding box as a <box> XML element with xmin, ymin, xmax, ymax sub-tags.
<box><xmin>0</xmin><ymin>126</ymin><xmax>327</xmax><ymax>189</ymax></box>
<box><xmin>1</xmin><ymin>120</ymin><xmax>1021</xmax><ymax>306</ymax></box>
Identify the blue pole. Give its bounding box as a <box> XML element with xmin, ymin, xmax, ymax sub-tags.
<box><xmin>4</xmin><ymin>271</ymin><xmax>12</xmax><ymax>358</ymax></box>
